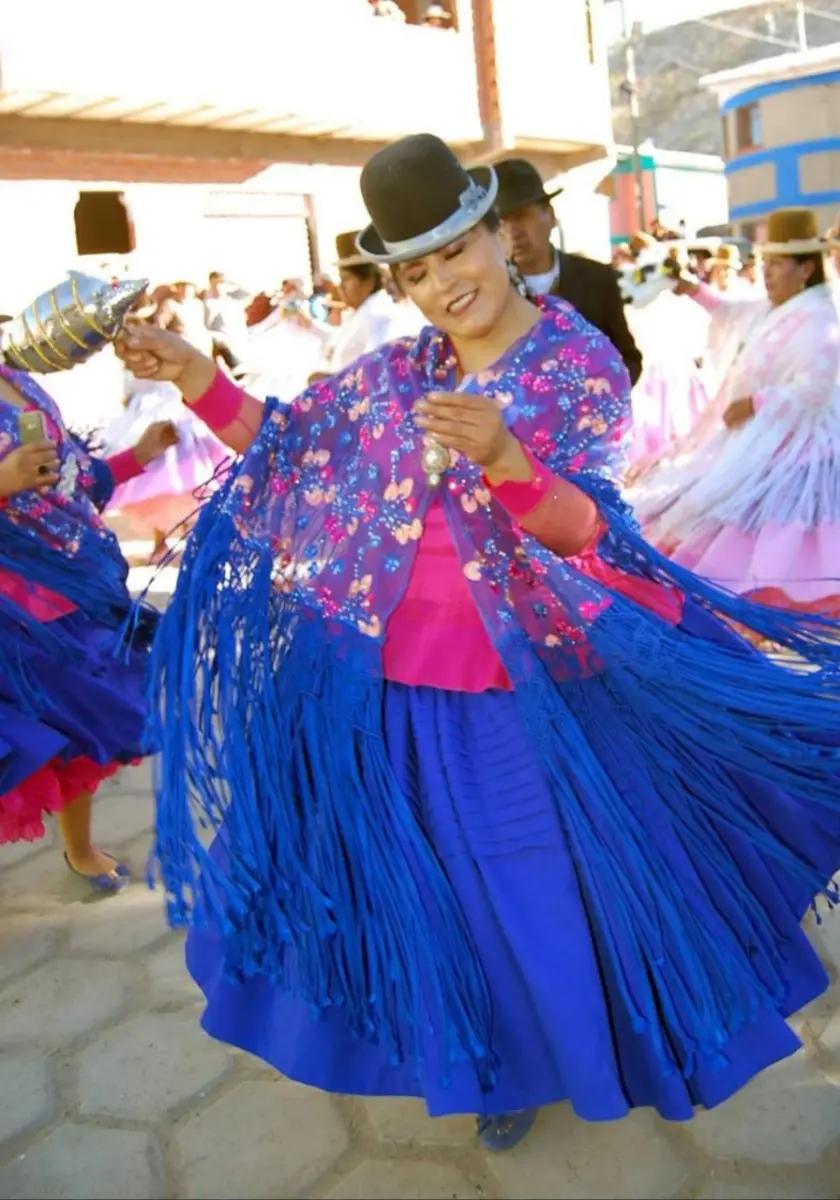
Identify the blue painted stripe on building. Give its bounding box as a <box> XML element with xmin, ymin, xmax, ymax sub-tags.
<box><xmin>730</xmin><ymin>190</ymin><xmax>840</xmax><ymax>220</ymax></box>
<box><xmin>725</xmin><ymin>138</ymin><xmax>840</xmax><ymax>174</ymax></box>
<box><xmin>724</xmin><ymin>138</ymin><xmax>840</xmax><ymax>216</ymax></box>
<box><xmin>720</xmin><ymin>68</ymin><xmax>840</xmax><ymax>113</ymax></box>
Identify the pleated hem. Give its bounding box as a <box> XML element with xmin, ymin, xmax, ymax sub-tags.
<box><xmin>187</xmin><ymin>948</ymin><xmax>817</xmax><ymax>1122</ymax></box>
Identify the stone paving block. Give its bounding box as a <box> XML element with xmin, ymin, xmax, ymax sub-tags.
<box><xmin>107</xmin><ymin>758</ymin><xmax>155</xmax><ymax>796</ymax></box>
<box><xmin>0</xmin><ymin>958</ymin><xmax>129</xmax><ymax>1048</ymax></box>
<box><xmin>0</xmin><ymin>1053</ymin><xmax>53</xmax><ymax>1145</ymax></box>
<box><xmin>0</xmin><ymin>1123</ymin><xmax>158</xmax><ymax>1199</ymax></box>
<box><xmin>89</xmin><ymin>789</ymin><xmax>155</xmax><ymax>845</ymax></box>
<box><xmin>691</xmin><ymin>1055</ymin><xmax>840</xmax><ymax>1165</ymax></box>
<box><xmin>0</xmin><ymin>851</ymin><xmax>81</xmax><ymax>909</ymax></box>
<box><xmin>67</xmin><ymin>885</ymin><xmax>167</xmax><ymax>955</ymax></box>
<box><xmin>325</xmin><ymin>1160</ymin><xmax>482</xmax><ymax>1200</ymax></box>
<box><xmin>175</xmin><ymin>1078</ymin><xmax>350</xmax><ymax>1198</ymax></box>
<box><xmin>818</xmin><ymin>1007</ymin><xmax>840</xmax><ymax>1060</ymax></box>
<box><xmin>692</xmin><ymin>1163</ymin><xmax>840</xmax><ymax>1199</ymax></box>
<box><xmin>0</xmin><ymin>912</ymin><xmax>64</xmax><ymax>985</ymax></box>
<box><xmin>0</xmin><ymin>826</ymin><xmax>53</xmax><ymax>868</ymax></box>
<box><xmin>488</xmin><ymin>1105</ymin><xmax>691</xmax><ymax>1200</ymax></box>
<box><xmin>0</xmin><ymin>851</ymin><xmax>149</xmax><ymax>911</ymax></box>
<box><xmin>362</xmin><ymin>1097</ymin><xmax>475</xmax><ymax>1147</ymax></box>
<box><xmin>77</xmin><ymin>1010</ymin><xmax>230</xmax><ymax>1121</ymax></box>
<box><xmin>795</xmin><ymin>980</ymin><xmax>838</xmax><ymax>1042</ymax></box>
<box><xmin>146</xmin><ymin>934</ymin><xmax>202</xmax><ymax>1007</ymax></box>
<box><xmin>813</xmin><ymin>911</ymin><xmax>840</xmax><ymax>975</ymax></box>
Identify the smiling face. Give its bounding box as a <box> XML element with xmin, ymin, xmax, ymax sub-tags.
<box><xmin>394</xmin><ymin>221</ymin><xmax>513</xmax><ymax>342</ymax></box>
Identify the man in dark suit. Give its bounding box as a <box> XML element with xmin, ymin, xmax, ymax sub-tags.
<box><xmin>495</xmin><ymin>159</ymin><xmax>642</xmax><ymax>385</ymax></box>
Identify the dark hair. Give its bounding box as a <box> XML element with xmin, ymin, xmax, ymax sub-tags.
<box><xmin>794</xmin><ymin>252</ymin><xmax>826</xmax><ymax>288</ymax></box>
<box><xmin>342</xmin><ymin>263</ymin><xmax>383</xmax><ymax>293</ymax></box>
<box><xmin>388</xmin><ymin>264</ymin><xmax>407</xmax><ymax>296</ymax></box>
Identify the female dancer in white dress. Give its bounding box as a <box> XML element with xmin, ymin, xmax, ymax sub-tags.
<box><xmin>630</xmin><ymin>209</ymin><xmax>840</xmax><ymax>616</ymax></box>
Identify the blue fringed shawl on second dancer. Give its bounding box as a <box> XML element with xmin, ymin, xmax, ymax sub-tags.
<box><xmin>151</xmin><ymin>296</ymin><xmax>840</xmax><ymax>1089</ymax></box>
<box><xmin>0</xmin><ymin>366</ymin><xmax>148</xmax><ymax>714</ymax></box>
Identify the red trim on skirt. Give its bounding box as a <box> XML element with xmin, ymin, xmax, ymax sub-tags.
<box><xmin>0</xmin><ymin>757</ymin><xmax>125</xmax><ymax>844</ymax></box>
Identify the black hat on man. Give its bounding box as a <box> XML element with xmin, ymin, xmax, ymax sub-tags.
<box><xmin>494</xmin><ymin>158</ymin><xmax>563</xmax><ymax>218</ymax></box>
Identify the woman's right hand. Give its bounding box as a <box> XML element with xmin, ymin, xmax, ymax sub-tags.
<box><xmin>672</xmin><ymin>274</ymin><xmax>700</xmax><ymax>297</ymax></box>
<box><xmin>0</xmin><ymin>441</ymin><xmax>60</xmax><ymax>498</ymax></box>
<box><xmin>114</xmin><ymin>326</ymin><xmax>217</xmax><ymax>402</ymax></box>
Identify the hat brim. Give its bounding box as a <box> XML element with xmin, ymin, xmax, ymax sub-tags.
<box><xmin>761</xmin><ymin>238</ymin><xmax>825</xmax><ymax>255</ymax></box>
<box><xmin>495</xmin><ymin>183</ymin><xmax>563</xmax><ymax>218</ymax></box>
<box><xmin>357</xmin><ymin>166</ymin><xmax>498</xmax><ymax>265</ymax></box>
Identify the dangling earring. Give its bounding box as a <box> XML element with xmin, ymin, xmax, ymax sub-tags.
<box><xmin>507</xmin><ymin>259</ymin><xmax>530</xmax><ymax>298</ymax></box>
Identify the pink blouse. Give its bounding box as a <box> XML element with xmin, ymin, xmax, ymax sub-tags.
<box><xmin>382</xmin><ymin>499</ymin><xmax>513</xmax><ymax>691</ymax></box>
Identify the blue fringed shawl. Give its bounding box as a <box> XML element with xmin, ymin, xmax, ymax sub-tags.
<box><xmin>151</xmin><ymin>297</ymin><xmax>840</xmax><ymax>1087</ymax></box>
<box><xmin>0</xmin><ymin>366</ymin><xmax>145</xmax><ymax>709</ymax></box>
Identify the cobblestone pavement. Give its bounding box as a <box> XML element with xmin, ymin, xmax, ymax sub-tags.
<box><xmin>0</xmin><ymin>759</ymin><xmax>838</xmax><ymax>1200</ymax></box>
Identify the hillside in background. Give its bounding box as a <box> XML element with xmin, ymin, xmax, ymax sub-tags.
<box><xmin>610</xmin><ymin>0</ymin><xmax>840</xmax><ymax>153</ymax></box>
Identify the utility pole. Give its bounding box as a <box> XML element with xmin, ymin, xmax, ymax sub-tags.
<box><xmin>617</xmin><ymin>0</ymin><xmax>646</xmax><ymax>232</ymax></box>
<box><xmin>796</xmin><ymin>0</ymin><xmax>808</xmax><ymax>49</ymax></box>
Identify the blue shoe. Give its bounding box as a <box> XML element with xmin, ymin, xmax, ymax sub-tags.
<box><xmin>64</xmin><ymin>851</ymin><xmax>131</xmax><ymax>894</ymax></box>
<box><xmin>476</xmin><ymin>1109</ymin><xmax>537</xmax><ymax>1152</ymax></box>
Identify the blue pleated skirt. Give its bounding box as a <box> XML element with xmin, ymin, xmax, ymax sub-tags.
<box><xmin>186</xmin><ymin>607</ymin><xmax>840</xmax><ymax>1121</ymax></box>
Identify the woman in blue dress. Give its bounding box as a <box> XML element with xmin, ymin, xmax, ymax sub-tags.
<box><xmin>118</xmin><ymin>134</ymin><xmax>840</xmax><ymax>1148</ymax></box>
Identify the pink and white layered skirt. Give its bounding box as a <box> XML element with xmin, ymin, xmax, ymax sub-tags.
<box><xmin>103</xmin><ymin>379</ymin><xmax>229</xmax><ymax>539</ymax></box>
<box><xmin>628</xmin><ymin>388</ymin><xmax>840</xmax><ymax>614</ymax></box>
<box><xmin>629</xmin><ymin>363</ymin><xmax>710</xmax><ymax>464</ymax></box>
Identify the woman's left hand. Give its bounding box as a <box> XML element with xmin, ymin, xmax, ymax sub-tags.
<box><xmin>722</xmin><ymin>396</ymin><xmax>755</xmax><ymax>430</ymax></box>
<box><xmin>133</xmin><ymin>420</ymin><xmax>179</xmax><ymax>466</ymax></box>
<box><xmin>414</xmin><ymin>392</ymin><xmax>514</xmax><ymax>470</ymax></box>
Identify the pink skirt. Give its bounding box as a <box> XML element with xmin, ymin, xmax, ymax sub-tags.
<box><xmin>105</xmin><ymin>382</ymin><xmax>229</xmax><ymax>539</ymax></box>
<box><xmin>668</xmin><ymin>521</ymin><xmax>840</xmax><ymax>615</ymax></box>
<box><xmin>630</xmin><ymin>365</ymin><xmax>710</xmax><ymax>464</ymax></box>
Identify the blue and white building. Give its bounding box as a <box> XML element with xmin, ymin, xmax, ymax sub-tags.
<box><xmin>703</xmin><ymin>42</ymin><xmax>840</xmax><ymax>240</ymax></box>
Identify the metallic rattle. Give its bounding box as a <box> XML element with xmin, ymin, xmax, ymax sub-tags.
<box><xmin>1</xmin><ymin>271</ymin><xmax>148</xmax><ymax>374</ymax></box>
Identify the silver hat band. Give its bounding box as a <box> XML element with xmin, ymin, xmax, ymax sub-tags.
<box><xmin>358</xmin><ymin>169</ymin><xmax>498</xmax><ymax>263</ymax></box>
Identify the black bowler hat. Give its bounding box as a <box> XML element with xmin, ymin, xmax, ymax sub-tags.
<box><xmin>494</xmin><ymin>158</ymin><xmax>563</xmax><ymax>217</ymax></box>
<box><xmin>356</xmin><ymin>133</ymin><xmax>498</xmax><ymax>264</ymax></box>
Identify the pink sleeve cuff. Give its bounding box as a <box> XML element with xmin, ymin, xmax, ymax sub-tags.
<box><xmin>749</xmin><ymin>392</ymin><xmax>765</xmax><ymax>413</ymax></box>
<box><xmin>692</xmin><ymin>283</ymin><xmax>724</xmax><ymax>315</ymax></box>
<box><xmin>188</xmin><ymin>368</ymin><xmax>245</xmax><ymax>431</ymax></box>
<box><xmin>574</xmin><ymin>518</ymin><xmax>607</xmax><ymax>558</ymax></box>
<box><xmin>105</xmin><ymin>448</ymin><xmax>144</xmax><ymax>486</ymax></box>
<box><xmin>483</xmin><ymin>445</ymin><xmax>552</xmax><ymax>518</ymax></box>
